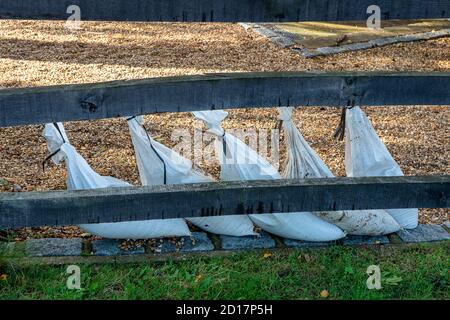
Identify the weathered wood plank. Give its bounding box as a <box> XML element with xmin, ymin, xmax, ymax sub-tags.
<box><xmin>0</xmin><ymin>0</ymin><xmax>449</xmax><ymax>22</ymax></box>
<box><xmin>1</xmin><ymin>72</ymin><xmax>450</xmax><ymax>128</ymax></box>
<box><xmin>0</xmin><ymin>176</ymin><xmax>448</xmax><ymax>229</ymax></box>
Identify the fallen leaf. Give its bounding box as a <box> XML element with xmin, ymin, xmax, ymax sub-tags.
<box><xmin>263</xmin><ymin>252</ymin><xmax>272</xmax><ymax>259</ymax></box>
<box><xmin>195</xmin><ymin>274</ymin><xmax>203</xmax><ymax>283</ymax></box>
<box><xmin>0</xmin><ymin>274</ymin><xmax>7</xmax><ymax>281</ymax></box>
<box><xmin>320</xmin><ymin>289</ymin><xmax>329</xmax><ymax>298</ymax></box>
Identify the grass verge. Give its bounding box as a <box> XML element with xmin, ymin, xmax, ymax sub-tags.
<box><xmin>0</xmin><ymin>243</ymin><xmax>448</xmax><ymax>300</ymax></box>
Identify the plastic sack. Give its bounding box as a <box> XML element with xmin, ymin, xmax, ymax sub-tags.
<box><xmin>345</xmin><ymin>106</ymin><xmax>419</xmax><ymax>229</ymax></box>
<box><xmin>279</xmin><ymin>107</ymin><xmax>400</xmax><ymax>235</ymax></box>
<box><xmin>127</xmin><ymin>116</ymin><xmax>256</xmax><ymax>236</ymax></box>
<box><xmin>43</xmin><ymin>123</ymin><xmax>191</xmax><ymax>239</ymax></box>
<box><xmin>192</xmin><ymin>110</ymin><xmax>345</xmax><ymax>241</ymax></box>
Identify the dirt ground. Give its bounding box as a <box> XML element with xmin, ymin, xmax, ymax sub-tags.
<box><xmin>0</xmin><ymin>20</ymin><xmax>448</xmax><ymax>240</ymax></box>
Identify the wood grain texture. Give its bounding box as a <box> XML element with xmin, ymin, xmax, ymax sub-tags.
<box><xmin>1</xmin><ymin>72</ymin><xmax>450</xmax><ymax>128</ymax></box>
<box><xmin>0</xmin><ymin>0</ymin><xmax>449</xmax><ymax>22</ymax></box>
<box><xmin>1</xmin><ymin>175</ymin><xmax>448</xmax><ymax>228</ymax></box>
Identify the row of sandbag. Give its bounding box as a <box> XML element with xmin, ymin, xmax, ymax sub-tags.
<box><xmin>43</xmin><ymin>106</ymin><xmax>418</xmax><ymax>241</ymax></box>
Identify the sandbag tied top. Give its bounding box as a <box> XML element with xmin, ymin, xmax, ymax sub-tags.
<box><xmin>345</xmin><ymin>106</ymin><xmax>419</xmax><ymax>229</ymax></box>
<box><xmin>192</xmin><ymin>110</ymin><xmax>281</xmax><ymax>181</ymax></box>
<box><xmin>127</xmin><ymin>116</ymin><xmax>208</xmax><ymax>185</ymax></box>
<box><xmin>42</xmin><ymin>123</ymin><xmax>191</xmax><ymax>239</ymax></box>
<box><xmin>193</xmin><ymin>110</ymin><xmax>345</xmax><ymax>242</ymax></box>
<box><xmin>277</xmin><ymin>107</ymin><xmax>401</xmax><ymax>236</ymax></box>
<box><xmin>278</xmin><ymin>107</ymin><xmax>334</xmax><ymax>179</ymax></box>
<box><xmin>345</xmin><ymin>106</ymin><xmax>405</xmax><ymax>177</ymax></box>
<box><xmin>127</xmin><ymin>115</ymin><xmax>256</xmax><ymax>237</ymax></box>
<box><xmin>192</xmin><ymin>110</ymin><xmax>227</xmax><ymax>136</ymax></box>
<box><xmin>43</xmin><ymin>122</ymin><xmax>71</xmax><ymax>165</ymax></box>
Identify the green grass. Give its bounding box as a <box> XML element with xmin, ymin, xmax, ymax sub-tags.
<box><xmin>0</xmin><ymin>243</ymin><xmax>448</xmax><ymax>300</ymax></box>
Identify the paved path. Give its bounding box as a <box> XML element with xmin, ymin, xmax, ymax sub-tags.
<box><xmin>242</xmin><ymin>19</ymin><xmax>450</xmax><ymax>57</ymax></box>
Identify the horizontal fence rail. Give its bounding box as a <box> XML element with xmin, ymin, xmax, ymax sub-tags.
<box><xmin>1</xmin><ymin>72</ymin><xmax>450</xmax><ymax>128</ymax></box>
<box><xmin>0</xmin><ymin>0</ymin><xmax>449</xmax><ymax>22</ymax></box>
<box><xmin>0</xmin><ymin>176</ymin><xmax>449</xmax><ymax>229</ymax></box>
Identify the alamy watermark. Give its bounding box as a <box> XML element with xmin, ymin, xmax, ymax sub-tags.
<box><xmin>367</xmin><ymin>5</ymin><xmax>382</xmax><ymax>29</ymax></box>
<box><xmin>169</xmin><ymin>123</ymin><xmax>281</xmax><ymax>170</ymax></box>
<box><xmin>366</xmin><ymin>265</ymin><xmax>382</xmax><ymax>290</ymax></box>
<box><xmin>66</xmin><ymin>265</ymin><xmax>81</xmax><ymax>290</ymax></box>
<box><xmin>66</xmin><ymin>5</ymin><xmax>82</xmax><ymax>30</ymax></box>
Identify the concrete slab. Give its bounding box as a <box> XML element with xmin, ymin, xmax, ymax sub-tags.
<box><xmin>155</xmin><ymin>232</ymin><xmax>214</xmax><ymax>254</ymax></box>
<box><xmin>26</xmin><ymin>238</ymin><xmax>82</xmax><ymax>257</ymax></box>
<box><xmin>92</xmin><ymin>240</ymin><xmax>145</xmax><ymax>256</ymax></box>
<box><xmin>220</xmin><ymin>231</ymin><xmax>276</xmax><ymax>250</ymax></box>
<box><xmin>342</xmin><ymin>235</ymin><xmax>390</xmax><ymax>246</ymax></box>
<box><xmin>397</xmin><ymin>225</ymin><xmax>450</xmax><ymax>243</ymax></box>
<box><xmin>247</xmin><ymin>19</ymin><xmax>450</xmax><ymax>57</ymax></box>
<box><xmin>283</xmin><ymin>239</ymin><xmax>335</xmax><ymax>248</ymax></box>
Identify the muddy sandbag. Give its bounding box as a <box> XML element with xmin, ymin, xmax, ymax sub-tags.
<box><xmin>278</xmin><ymin>107</ymin><xmax>400</xmax><ymax>235</ymax></box>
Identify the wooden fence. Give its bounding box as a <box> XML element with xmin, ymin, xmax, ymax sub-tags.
<box><xmin>0</xmin><ymin>1</ymin><xmax>449</xmax><ymax>230</ymax></box>
<box><xmin>1</xmin><ymin>72</ymin><xmax>450</xmax><ymax>128</ymax></box>
<box><xmin>1</xmin><ymin>176</ymin><xmax>449</xmax><ymax>229</ymax></box>
<box><xmin>0</xmin><ymin>0</ymin><xmax>449</xmax><ymax>22</ymax></box>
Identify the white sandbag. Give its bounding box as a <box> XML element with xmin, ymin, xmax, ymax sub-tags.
<box><xmin>278</xmin><ymin>107</ymin><xmax>400</xmax><ymax>235</ymax></box>
<box><xmin>192</xmin><ymin>110</ymin><xmax>345</xmax><ymax>241</ymax></box>
<box><xmin>43</xmin><ymin>123</ymin><xmax>191</xmax><ymax>239</ymax></box>
<box><xmin>127</xmin><ymin>116</ymin><xmax>256</xmax><ymax>237</ymax></box>
<box><xmin>345</xmin><ymin>106</ymin><xmax>419</xmax><ymax>229</ymax></box>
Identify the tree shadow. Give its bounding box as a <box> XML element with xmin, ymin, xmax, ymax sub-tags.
<box><xmin>0</xmin><ymin>36</ymin><xmax>248</xmax><ymax>69</ymax></box>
